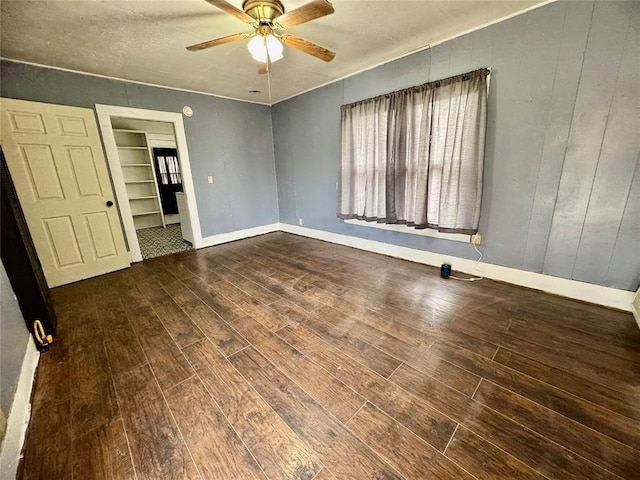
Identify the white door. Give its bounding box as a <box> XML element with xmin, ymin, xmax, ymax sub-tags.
<box><xmin>0</xmin><ymin>98</ymin><xmax>130</xmax><ymax>287</ymax></box>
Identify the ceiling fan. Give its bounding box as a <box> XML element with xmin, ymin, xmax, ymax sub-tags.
<box><xmin>186</xmin><ymin>0</ymin><xmax>336</xmax><ymax>73</ymax></box>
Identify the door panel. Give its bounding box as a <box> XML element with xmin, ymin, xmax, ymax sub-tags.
<box><xmin>67</xmin><ymin>146</ymin><xmax>103</xmax><ymax>196</ymax></box>
<box><xmin>43</xmin><ymin>216</ymin><xmax>83</xmax><ymax>267</ymax></box>
<box><xmin>84</xmin><ymin>212</ymin><xmax>118</xmax><ymax>258</ymax></box>
<box><xmin>6</xmin><ymin>110</ymin><xmax>47</xmax><ymax>134</ymax></box>
<box><xmin>1</xmin><ymin>98</ymin><xmax>130</xmax><ymax>287</ymax></box>
<box><xmin>56</xmin><ymin>115</ymin><xmax>89</xmax><ymax>136</ymax></box>
<box><xmin>20</xmin><ymin>144</ymin><xmax>65</xmax><ymax>199</ymax></box>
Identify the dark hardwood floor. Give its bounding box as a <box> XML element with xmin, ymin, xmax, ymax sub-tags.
<box><xmin>18</xmin><ymin>232</ymin><xmax>640</xmax><ymax>479</ymax></box>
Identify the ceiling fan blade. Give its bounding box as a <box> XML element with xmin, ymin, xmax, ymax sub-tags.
<box><xmin>204</xmin><ymin>0</ymin><xmax>255</xmax><ymax>24</ymax></box>
<box><xmin>282</xmin><ymin>34</ymin><xmax>335</xmax><ymax>62</ymax></box>
<box><xmin>186</xmin><ymin>32</ymin><xmax>248</xmax><ymax>51</ymax></box>
<box><xmin>275</xmin><ymin>0</ymin><xmax>334</xmax><ymax>29</ymax></box>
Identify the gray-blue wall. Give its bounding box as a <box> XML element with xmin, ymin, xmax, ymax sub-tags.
<box><xmin>0</xmin><ymin>262</ymin><xmax>30</xmax><ymax>415</ymax></box>
<box><xmin>0</xmin><ymin>60</ymin><xmax>279</xmax><ymax>237</ymax></box>
<box><xmin>272</xmin><ymin>0</ymin><xmax>640</xmax><ymax>292</ymax></box>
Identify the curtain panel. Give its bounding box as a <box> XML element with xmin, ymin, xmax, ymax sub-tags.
<box><xmin>338</xmin><ymin>68</ymin><xmax>489</xmax><ymax>234</ymax></box>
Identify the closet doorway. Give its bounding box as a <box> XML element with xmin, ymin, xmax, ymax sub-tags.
<box><xmin>96</xmin><ymin>105</ymin><xmax>203</xmax><ymax>262</ymax></box>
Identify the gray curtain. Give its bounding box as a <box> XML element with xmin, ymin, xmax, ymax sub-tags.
<box><xmin>338</xmin><ymin>68</ymin><xmax>489</xmax><ymax>234</ymax></box>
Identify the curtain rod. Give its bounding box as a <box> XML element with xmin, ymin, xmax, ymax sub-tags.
<box><xmin>341</xmin><ymin>68</ymin><xmax>490</xmax><ymax>110</ymax></box>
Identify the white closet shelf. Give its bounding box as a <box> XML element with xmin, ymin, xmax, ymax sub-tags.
<box><xmin>113</xmin><ymin>127</ymin><xmax>165</xmax><ymax>230</ymax></box>
<box><xmin>132</xmin><ymin>210</ymin><xmax>161</xmax><ymax>216</ymax></box>
<box><xmin>113</xmin><ymin>129</ymin><xmax>146</xmax><ymax>134</ymax></box>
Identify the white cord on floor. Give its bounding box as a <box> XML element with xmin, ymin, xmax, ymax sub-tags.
<box><xmin>450</xmin><ymin>242</ymin><xmax>484</xmax><ymax>282</ymax></box>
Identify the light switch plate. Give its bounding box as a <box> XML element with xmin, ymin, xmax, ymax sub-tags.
<box><xmin>207</xmin><ymin>176</ymin><xmax>213</xmax><ymax>184</ymax></box>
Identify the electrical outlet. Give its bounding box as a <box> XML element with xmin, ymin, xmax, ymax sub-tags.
<box><xmin>298</xmin><ymin>218</ymin><xmax>303</xmax><ymax>226</ymax></box>
<box><xmin>471</xmin><ymin>233</ymin><xmax>482</xmax><ymax>245</ymax></box>
<box><xmin>207</xmin><ymin>176</ymin><xmax>213</xmax><ymax>184</ymax></box>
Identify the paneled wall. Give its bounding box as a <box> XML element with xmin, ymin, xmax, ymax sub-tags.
<box><xmin>0</xmin><ymin>61</ymin><xmax>279</xmax><ymax>238</ymax></box>
<box><xmin>272</xmin><ymin>0</ymin><xmax>639</xmax><ymax>291</ymax></box>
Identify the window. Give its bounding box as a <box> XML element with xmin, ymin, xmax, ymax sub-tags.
<box><xmin>155</xmin><ymin>152</ymin><xmax>182</xmax><ymax>186</ymax></box>
<box><xmin>152</xmin><ymin>148</ymin><xmax>183</xmax><ymax>215</ymax></box>
<box><xmin>338</xmin><ymin>68</ymin><xmax>489</xmax><ymax>235</ymax></box>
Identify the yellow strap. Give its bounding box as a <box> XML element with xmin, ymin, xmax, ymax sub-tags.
<box><xmin>33</xmin><ymin>319</ymin><xmax>53</xmax><ymax>345</ymax></box>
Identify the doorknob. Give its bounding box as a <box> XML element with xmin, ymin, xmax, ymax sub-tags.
<box><xmin>106</xmin><ymin>200</ymin><xmax>114</xmax><ymax>207</ymax></box>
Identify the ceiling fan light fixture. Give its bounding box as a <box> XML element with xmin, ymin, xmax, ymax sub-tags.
<box><xmin>247</xmin><ymin>33</ymin><xmax>283</xmax><ymax>63</ymax></box>
<box><xmin>186</xmin><ymin>0</ymin><xmax>336</xmax><ymax>71</ymax></box>
<box><xmin>265</xmin><ymin>34</ymin><xmax>284</xmax><ymax>60</ymax></box>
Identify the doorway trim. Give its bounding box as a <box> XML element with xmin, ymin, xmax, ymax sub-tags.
<box><xmin>95</xmin><ymin>105</ymin><xmax>203</xmax><ymax>262</ymax></box>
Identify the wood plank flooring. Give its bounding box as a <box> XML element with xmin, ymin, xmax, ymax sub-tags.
<box><xmin>18</xmin><ymin>232</ymin><xmax>640</xmax><ymax>479</ymax></box>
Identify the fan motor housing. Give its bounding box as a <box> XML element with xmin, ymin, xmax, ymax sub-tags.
<box><xmin>242</xmin><ymin>0</ymin><xmax>285</xmax><ymax>23</ymax></box>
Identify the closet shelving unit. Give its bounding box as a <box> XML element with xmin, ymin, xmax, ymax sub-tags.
<box><xmin>113</xmin><ymin>129</ymin><xmax>165</xmax><ymax>230</ymax></box>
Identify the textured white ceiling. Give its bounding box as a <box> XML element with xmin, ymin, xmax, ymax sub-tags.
<box><xmin>1</xmin><ymin>0</ymin><xmax>549</xmax><ymax>104</ymax></box>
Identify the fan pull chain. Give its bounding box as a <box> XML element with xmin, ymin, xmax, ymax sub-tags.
<box><xmin>267</xmin><ymin>68</ymin><xmax>273</xmax><ymax>105</ymax></box>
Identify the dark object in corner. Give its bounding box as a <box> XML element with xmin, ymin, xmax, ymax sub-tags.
<box><xmin>152</xmin><ymin>147</ymin><xmax>183</xmax><ymax>215</ymax></box>
<box><xmin>440</xmin><ymin>264</ymin><xmax>452</xmax><ymax>279</ymax></box>
<box><xmin>1</xmin><ymin>147</ymin><xmax>57</xmax><ymax>348</ymax></box>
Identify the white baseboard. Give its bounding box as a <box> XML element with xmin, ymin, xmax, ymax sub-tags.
<box><xmin>0</xmin><ymin>339</ymin><xmax>40</xmax><ymax>479</ymax></box>
<box><xmin>199</xmin><ymin>223</ymin><xmax>280</xmax><ymax>249</ymax></box>
<box><xmin>278</xmin><ymin>223</ymin><xmax>635</xmax><ymax>312</ymax></box>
